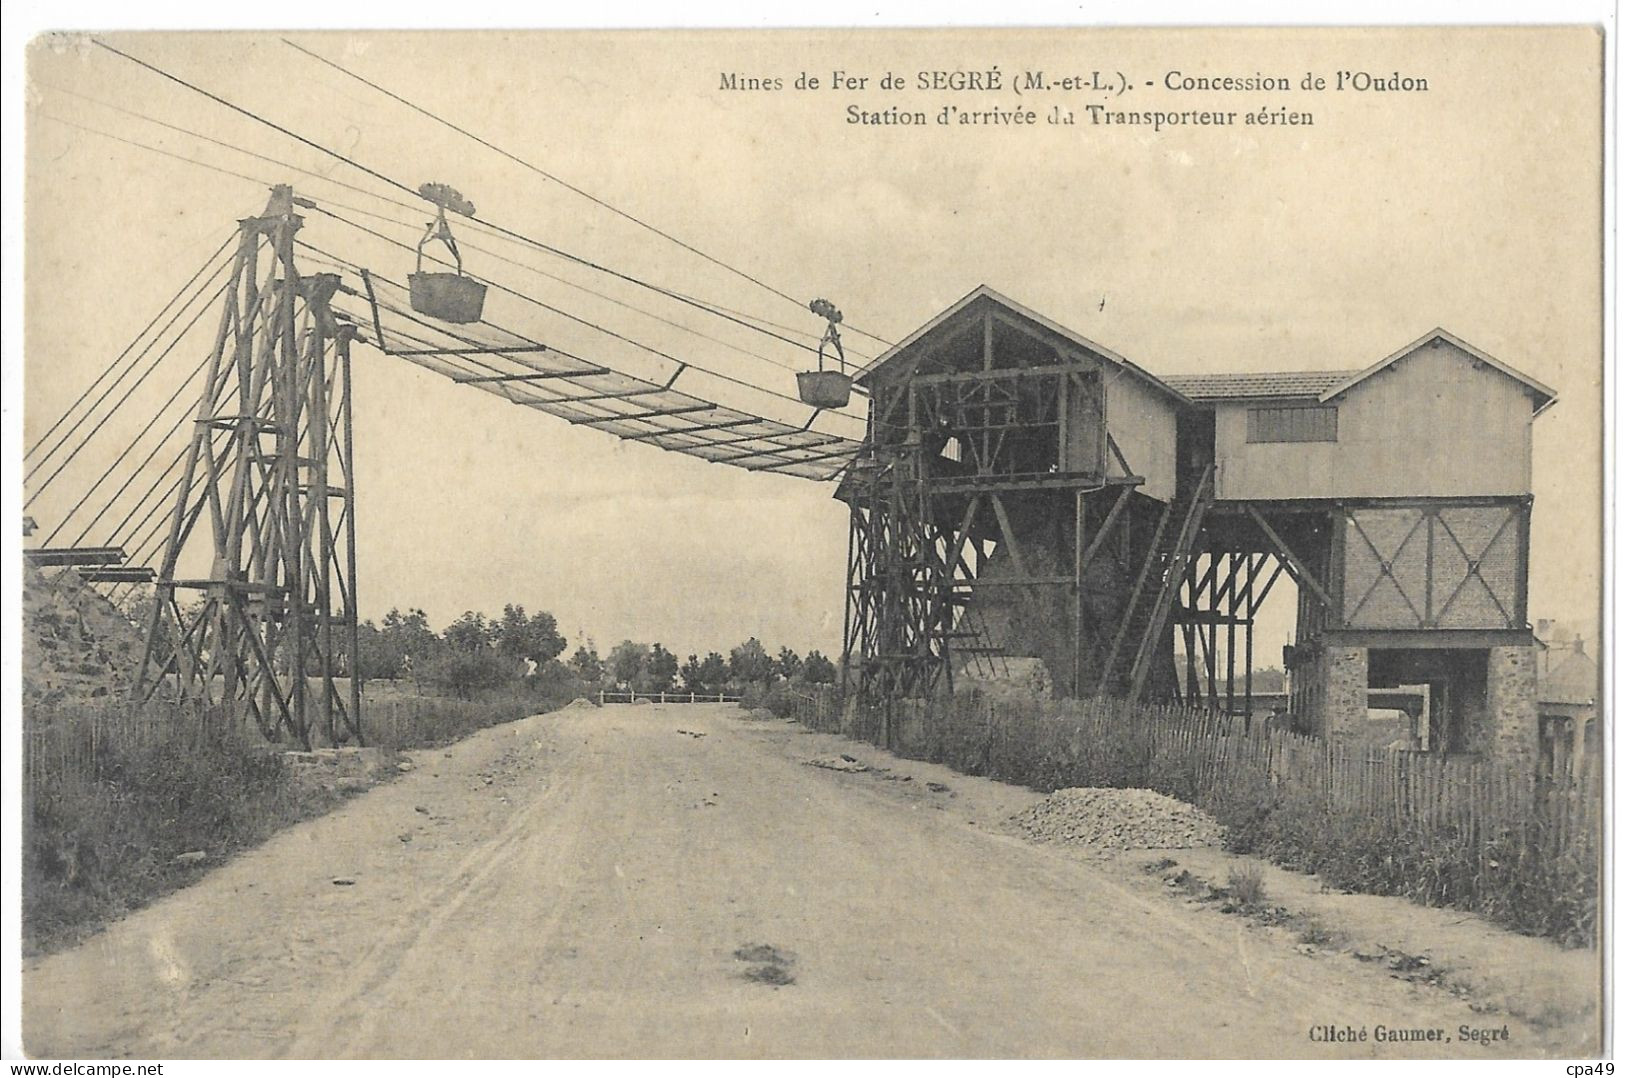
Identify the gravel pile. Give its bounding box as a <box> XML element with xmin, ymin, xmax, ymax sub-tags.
<box><xmin>1010</xmin><ymin>787</ymin><xmax>1223</xmax><ymax>849</ymax></box>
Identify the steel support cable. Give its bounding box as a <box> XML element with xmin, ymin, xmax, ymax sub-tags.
<box><xmin>103</xmin><ymin>359</ymin><xmax>243</xmax><ymax>551</ymax></box>
<box><xmin>105</xmin><ymin>424</ymin><xmax>212</xmax><ymax>560</ymax></box>
<box><xmin>23</xmin><ymin>242</ymin><xmax>230</xmax><ymax>495</ymax></box>
<box><xmin>48</xmin><ymin>75</ymin><xmax>843</xmax><ymax>353</ymax></box>
<box><xmin>102</xmin><ymin>398</ymin><xmax>238</xmax><ymax>605</ymax></box>
<box><xmin>365</xmin><ymin>317</ymin><xmax>853</xmax><ymax>470</ymax></box>
<box><xmin>346</xmin><ymin>322</ymin><xmax>537</xmax><ymax>402</ymax></box>
<box><xmin>106</xmin><ymin>464</ymin><xmax>215</xmax><ymax>606</ymax></box>
<box><xmin>319</xmin><ymin>198</ymin><xmax>822</xmax><ymax>373</ymax></box>
<box><xmin>339</xmin><ymin>287</ymin><xmax>676</xmax><ymax>421</ymax></box>
<box><xmin>23</xmin><ymin>228</ymin><xmax>235</xmax><ymax>481</ymax></box>
<box><xmin>26</xmin><ymin>119</ymin><xmax>523</xmax><ymax>411</ymax></box>
<box><xmin>340</xmin><ymin>300</ymin><xmax>547</xmax><ymax>389</ymax></box>
<box><xmin>308</xmin><ymin>236</ymin><xmax>729</xmax><ymax>402</ymax></box>
<box><xmin>280</xmin><ymin>38</ymin><xmax>898</xmax><ymax>351</ymax></box>
<box><xmin>91</xmin><ymin>40</ymin><xmax>874</xmax><ymax>361</ymax></box>
<box><xmin>47</xmin><ymin>345</ymin><xmax>218</xmax><ymax>546</ymax></box>
<box><xmin>318</xmin><ymin>236</ymin><xmax>861</xmax><ymax>430</ymax></box>
<box><xmin>338</xmin><ymin>286</ymin><xmax>799</xmax><ymax>441</ymax></box>
<box><xmin>40</xmin><ymin>103</ymin><xmax>877</xmax><ymax>376</ymax></box>
<box><xmin>113</xmin><ymin>386</ymin><xmax>268</xmax><ymax>606</ymax></box>
<box><xmin>46</xmin><ymin>77</ymin><xmax>867</xmax><ymax>447</ymax></box>
<box><xmin>305</xmin><ymin>215</ymin><xmax>865</xmax><ymax>427</ymax></box>
<box><xmin>24</xmin><ymin>274</ymin><xmax>234</xmax><ymax>509</ymax></box>
<box><xmin>104</xmin><ymin>438</ymin><xmax>190</xmax><ymax>550</ymax></box>
<box><xmin>38</xmin><ymin>82</ymin><xmax>429</xmax><ymax>220</ymax></box>
<box><xmin>25</xmin><ymin>231</ymin><xmax>235</xmax><ymax>463</ymax></box>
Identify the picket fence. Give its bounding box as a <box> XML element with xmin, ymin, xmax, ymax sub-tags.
<box><xmin>781</xmin><ymin>685</ymin><xmax>1599</xmax><ymax>858</ymax></box>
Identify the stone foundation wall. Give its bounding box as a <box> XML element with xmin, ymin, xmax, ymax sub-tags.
<box><xmin>1483</xmin><ymin>645</ymin><xmax>1538</xmax><ymax>767</ymax></box>
<box><xmin>1293</xmin><ymin>644</ymin><xmax>1369</xmax><ymax>741</ymax></box>
<box><xmin>1322</xmin><ymin>646</ymin><xmax>1369</xmax><ymax>743</ymax></box>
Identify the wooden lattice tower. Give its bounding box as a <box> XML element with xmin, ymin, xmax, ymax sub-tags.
<box><xmin>134</xmin><ymin>186</ymin><xmax>361</xmax><ymax>748</ymax></box>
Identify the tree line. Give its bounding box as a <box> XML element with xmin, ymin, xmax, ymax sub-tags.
<box><xmin>356</xmin><ymin>605</ymin><xmax>835</xmax><ymax>698</ymax></box>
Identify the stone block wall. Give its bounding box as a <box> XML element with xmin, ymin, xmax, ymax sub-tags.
<box><xmin>1321</xmin><ymin>646</ymin><xmax>1369</xmax><ymax>743</ymax></box>
<box><xmin>1483</xmin><ymin>644</ymin><xmax>1538</xmax><ymax>767</ymax></box>
<box><xmin>1292</xmin><ymin>644</ymin><xmax>1369</xmax><ymax>741</ymax></box>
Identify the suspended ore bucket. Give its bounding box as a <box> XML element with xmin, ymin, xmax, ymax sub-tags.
<box><xmin>797</xmin><ymin>369</ymin><xmax>852</xmax><ymax>408</ymax></box>
<box><xmin>409</xmin><ymin>181</ymin><xmax>486</xmax><ymax>323</ymax></box>
<box><xmin>409</xmin><ymin>271</ymin><xmax>487</xmax><ymax>324</ymax></box>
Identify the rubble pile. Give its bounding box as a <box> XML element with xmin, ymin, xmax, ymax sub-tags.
<box><xmin>23</xmin><ymin>564</ymin><xmax>145</xmax><ymax>709</ymax></box>
<box><xmin>957</xmin><ymin>656</ymin><xmax>1054</xmax><ymax>702</ymax></box>
<box><xmin>1010</xmin><ymin>787</ymin><xmax>1223</xmax><ymax>850</ymax></box>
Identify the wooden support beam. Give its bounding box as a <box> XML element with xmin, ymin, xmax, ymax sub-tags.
<box><xmin>946</xmin><ymin>495</ymin><xmax>983</xmax><ymax>590</ymax></box>
<box><xmin>1321</xmin><ymin>628</ymin><xmax>1533</xmax><ymax>648</ymax></box>
<box><xmin>454</xmin><ymin>367</ymin><xmax>610</xmax><ymax>383</ymax></box>
<box><xmin>1226</xmin><ymin>553</ymin><xmax>1237</xmax><ymax>717</ymax></box>
<box><xmin>1211</xmin><ymin>551</ymin><xmax>1247</xmax><ymax>611</ymax></box>
<box><xmin>620</xmin><ymin>417</ymin><xmax>760</xmax><ymax>442</ymax></box>
<box><xmin>76</xmin><ymin>567</ymin><xmax>156</xmax><ymax>583</ymax></box>
<box><xmin>569</xmin><ymin>404</ymin><xmax>714</xmax><ymax>427</ymax></box>
<box><xmin>1173</xmin><ymin>609</ymin><xmax>1254</xmax><ymax>626</ymax></box>
<box><xmin>931</xmin><ymin>472</ymin><xmax>1132</xmax><ymax>495</ymax></box>
<box><xmin>908</xmin><ymin>361</ymin><xmax>1093</xmax><ymax>386</ymax></box>
<box><xmin>987</xmin><ymin>494</ymin><xmax>1029</xmax><ymax>579</ymax></box>
<box><xmin>1099</xmin><ymin>498</ymin><xmax>1174</xmax><ymax>696</ymax></box>
<box><xmin>1254</xmin><ymin>557</ymin><xmax>1286</xmax><ymax>609</ymax></box>
<box><xmin>397</xmin><ymin>345</ymin><xmax>554</xmax><ymax>358</ymax></box>
<box><xmin>706</xmin><ymin>434</ymin><xmax>848</xmax><ymax>465</ymax></box>
<box><xmin>1243</xmin><ymin>553</ymin><xmax>1257</xmax><ymax>727</ymax></box>
<box><xmin>543</xmin><ymin>387</ymin><xmax>665</xmax><ymax>405</ymax></box>
<box><xmin>26</xmin><ymin>546</ymin><xmax>127</xmax><ymax>566</ymax></box>
<box><xmin>1246</xmin><ymin>505</ymin><xmax>1337</xmax><ymax>611</ymax></box>
<box><xmin>1106</xmin><ymin>433</ymin><xmax>1134</xmax><ymax>478</ymax></box>
<box><xmin>1183</xmin><ymin>563</ymin><xmax>1200</xmax><ymax>703</ymax></box>
<box><xmin>748</xmin><ymin>443</ymin><xmax>863</xmax><ymax>473</ymax></box>
<box><xmin>1074</xmin><ymin>486</ymin><xmax>1131</xmax><ymax>582</ymax></box>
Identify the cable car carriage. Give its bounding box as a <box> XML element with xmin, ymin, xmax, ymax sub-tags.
<box><xmin>409</xmin><ymin>182</ymin><xmax>487</xmax><ymax>324</ymax></box>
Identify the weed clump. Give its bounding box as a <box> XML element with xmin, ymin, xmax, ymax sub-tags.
<box><xmin>1227</xmin><ymin>865</ymin><xmax>1268</xmax><ymax>911</ymax></box>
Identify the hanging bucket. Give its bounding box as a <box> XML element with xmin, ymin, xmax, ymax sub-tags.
<box><xmin>799</xmin><ymin>298</ymin><xmax>850</xmax><ymax>408</ymax></box>
<box><xmin>797</xmin><ymin>369</ymin><xmax>852</xmax><ymax>408</ymax></box>
<box><xmin>408</xmin><ymin>184</ymin><xmax>486</xmax><ymax>323</ymax></box>
<box><xmin>410</xmin><ymin>271</ymin><xmax>486</xmax><ymax>324</ymax></box>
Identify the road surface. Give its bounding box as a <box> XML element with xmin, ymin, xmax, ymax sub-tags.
<box><xmin>24</xmin><ymin>703</ymin><xmax>1539</xmax><ymax>1058</ymax></box>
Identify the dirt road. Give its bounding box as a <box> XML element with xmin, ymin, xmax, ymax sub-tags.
<box><xmin>24</xmin><ymin>704</ymin><xmax>1547</xmax><ymax>1059</ymax></box>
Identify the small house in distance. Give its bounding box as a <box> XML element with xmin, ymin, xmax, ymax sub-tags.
<box><xmin>1532</xmin><ymin>622</ymin><xmax>1600</xmax><ymax>784</ymax></box>
<box><xmin>839</xmin><ymin>287</ymin><xmax>1557</xmax><ymax>768</ymax></box>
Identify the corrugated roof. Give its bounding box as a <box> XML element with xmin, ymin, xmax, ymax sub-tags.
<box><xmin>1162</xmin><ymin>370</ymin><xmax>1360</xmax><ymax>401</ymax></box>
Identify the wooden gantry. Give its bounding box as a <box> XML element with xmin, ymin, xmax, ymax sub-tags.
<box><xmin>838</xmin><ymin>288</ymin><xmax>1542</xmax><ymax>742</ymax></box>
<box><xmin>134</xmin><ymin>186</ymin><xmax>362</xmax><ymax>748</ymax></box>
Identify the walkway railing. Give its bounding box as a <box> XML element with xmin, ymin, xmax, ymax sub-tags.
<box><xmin>597</xmin><ymin>690</ymin><xmax>741</xmax><ymax>705</ymax></box>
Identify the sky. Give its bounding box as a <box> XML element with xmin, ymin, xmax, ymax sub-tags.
<box><xmin>21</xmin><ymin>27</ymin><xmax>1605</xmax><ymax>663</ymax></box>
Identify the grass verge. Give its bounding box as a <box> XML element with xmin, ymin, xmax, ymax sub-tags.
<box><xmin>24</xmin><ymin>681</ymin><xmax>587</xmax><ymax>956</ymax></box>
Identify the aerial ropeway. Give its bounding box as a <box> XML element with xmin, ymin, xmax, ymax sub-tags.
<box><xmin>409</xmin><ymin>181</ymin><xmax>486</xmax><ymax>324</ymax></box>
<box><xmin>797</xmin><ymin>297</ymin><xmax>851</xmax><ymax>409</ymax></box>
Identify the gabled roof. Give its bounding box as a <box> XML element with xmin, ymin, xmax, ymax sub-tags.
<box><xmin>1318</xmin><ymin>328</ymin><xmax>1558</xmax><ymax>416</ymax></box>
<box><xmin>853</xmin><ymin>285</ymin><xmax>1194</xmax><ymax>406</ymax></box>
<box><xmin>1540</xmin><ymin>648</ymin><xmax>1598</xmax><ymax>707</ymax></box>
<box><xmin>1164</xmin><ymin>370</ymin><xmax>1359</xmax><ymax>402</ymax></box>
